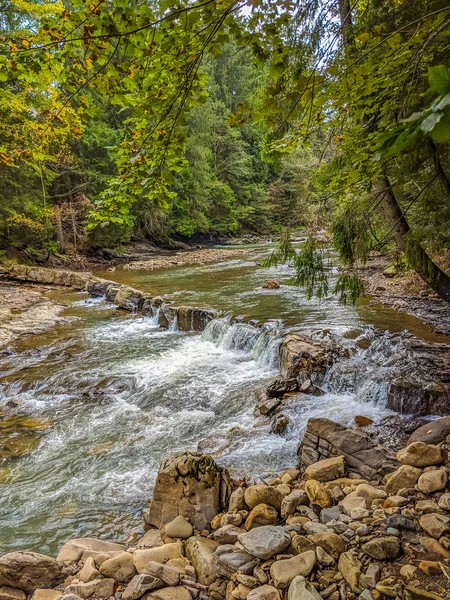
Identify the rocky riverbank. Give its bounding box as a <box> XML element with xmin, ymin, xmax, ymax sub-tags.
<box><xmin>3</xmin><ymin>422</ymin><xmax>450</xmax><ymax>600</ymax></box>
<box><xmin>0</xmin><ymin>282</ymin><xmax>76</xmax><ymax>349</ymax></box>
<box><xmin>361</xmin><ymin>257</ymin><xmax>450</xmax><ymax>337</ymax></box>
<box><xmin>121</xmin><ymin>248</ymin><xmax>250</xmax><ymax>271</ymax></box>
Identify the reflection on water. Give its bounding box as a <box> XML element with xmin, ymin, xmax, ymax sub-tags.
<box><xmin>0</xmin><ymin>243</ymin><xmax>447</xmax><ymax>554</ymax></box>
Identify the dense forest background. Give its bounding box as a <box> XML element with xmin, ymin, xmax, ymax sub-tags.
<box><xmin>0</xmin><ymin>0</ymin><xmax>450</xmax><ymax>301</ymax></box>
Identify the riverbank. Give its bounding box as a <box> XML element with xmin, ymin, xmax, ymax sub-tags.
<box><xmin>2</xmin><ymin>423</ymin><xmax>450</xmax><ymax>600</ymax></box>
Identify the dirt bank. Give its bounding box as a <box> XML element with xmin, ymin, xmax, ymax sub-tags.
<box><xmin>0</xmin><ymin>282</ymin><xmax>75</xmax><ymax>348</ymax></box>
<box><xmin>361</xmin><ymin>255</ymin><xmax>450</xmax><ymax>336</ymax></box>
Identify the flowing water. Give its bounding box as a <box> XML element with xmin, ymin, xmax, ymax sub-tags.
<box><xmin>0</xmin><ymin>243</ymin><xmax>447</xmax><ymax>554</ymax></box>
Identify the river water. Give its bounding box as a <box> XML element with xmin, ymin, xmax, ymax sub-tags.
<box><xmin>0</xmin><ymin>244</ymin><xmax>447</xmax><ymax>555</ymax></box>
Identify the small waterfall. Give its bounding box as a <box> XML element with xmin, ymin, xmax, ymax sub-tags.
<box><xmin>169</xmin><ymin>315</ymin><xmax>179</xmax><ymax>332</ymax></box>
<box><xmin>202</xmin><ymin>317</ymin><xmax>281</xmax><ymax>368</ymax></box>
<box><xmin>151</xmin><ymin>307</ymin><xmax>161</xmax><ymax>325</ymax></box>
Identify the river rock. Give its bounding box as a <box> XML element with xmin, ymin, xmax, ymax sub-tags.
<box><xmin>137</xmin><ymin>530</ymin><xmax>164</xmax><ymax>549</ymax></box>
<box><xmin>419</xmin><ymin>513</ymin><xmax>450</xmax><ymax>538</ymax></box>
<box><xmin>0</xmin><ymin>587</ymin><xmax>26</xmax><ymax>600</ymax></box>
<box><xmin>304</xmin><ymin>480</ymin><xmax>332</xmax><ymax>508</ymax></box>
<box><xmin>338</xmin><ymin>552</ymin><xmax>367</xmax><ymax>593</ymax></box>
<box><xmin>99</xmin><ymin>552</ymin><xmax>136</xmax><ymax>583</ymax></box>
<box><xmin>309</xmin><ymin>533</ymin><xmax>346</xmax><ymax>559</ymax></box>
<box><xmin>351</xmin><ymin>483</ymin><xmax>387</xmax><ymax>508</ymax></box>
<box><xmin>245</xmin><ymin>504</ymin><xmax>278</xmax><ymax>530</ymax></box>
<box><xmin>385</xmin><ymin>465</ymin><xmax>422</xmax><ymax>495</ymax></box>
<box><xmin>438</xmin><ymin>493</ymin><xmax>450</xmax><ymax>510</ymax></box>
<box><xmin>405</xmin><ymin>587</ymin><xmax>446</xmax><ymax>600</ymax></box>
<box><xmin>417</xmin><ymin>469</ymin><xmax>448</xmax><ymax>494</ymax></box>
<box><xmin>281</xmin><ymin>490</ymin><xmax>308</xmax><ymax>519</ymax></box>
<box><xmin>115</xmin><ymin>286</ymin><xmax>143</xmax><ymax>312</ymax></box>
<box><xmin>30</xmin><ymin>591</ymin><xmax>62</xmax><ymax>600</ymax></box>
<box><xmin>291</xmin><ymin>535</ymin><xmax>316</xmax><ymax>555</ymax></box>
<box><xmin>270</xmin><ymin>551</ymin><xmax>316</xmax><ymax>589</ymax></box>
<box><xmin>0</xmin><ymin>552</ymin><xmax>62</xmax><ymax>593</ymax></box>
<box><xmin>122</xmin><ymin>574</ymin><xmax>163</xmax><ymax>600</ymax></box>
<box><xmin>214</xmin><ymin>525</ymin><xmax>246</xmax><ymax>544</ymax></box>
<box><xmin>408</xmin><ymin>417</ymin><xmax>450</xmax><ymax>445</ymax></box>
<box><xmin>77</xmin><ymin>557</ymin><xmax>99</xmax><ymax>583</ymax></box>
<box><xmin>279</xmin><ymin>334</ymin><xmax>331</xmax><ymax>379</ymax></box>
<box><xmin>229</xmin><ymin>488</ymin><xmax>247</xmax><ymax>512</ymax></box>
<box><xmin>238</xmin><ymin>526</ymin><xmax>291</xmax><ymax>559</ymax></box>
<box><xmin>142</xmin><ymin>586</ymin><xmax>191</xmax><ymax>600</ymax></box>
<box><xmin>214</xmin><ymin>548</ymin><xmax>254</xmax><ymax>574</ymax></box>
<box><xmin>361</xmin><ymin>537</ymin><xmax>401</xmax><ymax>561</ymax></box>
<box><xmin>247</xmin><ymin>585</ymin><xmax>280</xmax><ymax>600</ymax></box>
<box><xmin>287</xmin><ymin>577</ymin><xmax>322</xmax><ymax>600</ymax></box>
<box><xmin>133</xmin><ymin>544</ymin><xmax>183</xmax><ymax>573</ymax></box>
<box><xmin>298</xmin><ymin>418</ymin><xmax>399</xmax><ymax>482</ymax></box>
<box><xmin>139</xmin><ymin>562</ymin><xmax>179</xmax><ymax>586</ymax></box>
<box><xmin>65</xmin><ymin>579</ymin><xmax>115</xmax><ymax>599</ymax></box>
<box><xmin>164</xmin><ymin>516</ymin><xmax>193</xmax><ymax>539</ymax></box>
<box><xmin>244</xmin><ymin>486</ymin><xmax>283</xmax><ymax>511</ymax></box>
<box><xmin>57</xmin><ymin>538</ymin><xmax>126</xmax><ymax>562</ymax></box>
<box><xmin>339</xmin><ymin>496</ymin><xmax>366</xmax><ymax>516</ymax></box>
<box><xmin>386</xmin><ymin>514</ymin><xmax>415</xmax><ymax>530</ymax></box>
<box><xmin>304</xmin><ymin>456</ymin><xmax>345</xmax><ymax>482</ymax></box>
<box><xmin>147</xmin><ymin>453</ymin><xmax>232</xmax><ymax>531</ymax></box>
<box><xmin>397</xmin><ymin>442</ymin><xmax>446</xmax><ymax>467</ymax></box>
<box><xmin>185</xmin><ymin>537</ymin><xmax>218</xmax><ymax>585</ymax></box>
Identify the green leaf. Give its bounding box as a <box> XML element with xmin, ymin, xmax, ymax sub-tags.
<box><xmin>428</xmin><ymin>65</ymin><xmax>450</xmax><ymax>95</ymax></box>
<box><xmin>434</xmin><ymin>94</ymin><xmax>450</xmax><ymax>111</ymax></box>
<box><xmin>421</xmin><ymin>111</ymin><xmax>443</xmax><ymax>133</ymax></box>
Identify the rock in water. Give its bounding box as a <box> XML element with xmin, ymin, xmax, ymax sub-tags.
<box><xmin>0</xmin><ymin>552</ymin><xmax>61</xmax><ymax>592</ymax></box>
<box><xmin>262</xmin><ymin>280</ymin><xmax>280</xmax><ymax>290</ymax></box>
<box><xmin>147</xmin><ymin>452</ymin><xmax>232</xmax><ymax>531</ymax></box>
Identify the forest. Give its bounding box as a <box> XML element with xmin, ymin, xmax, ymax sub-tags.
<box><xmin>1</xmin><ymin>0</ymin><xmax>450</xmax><ymax>301</ymax></box>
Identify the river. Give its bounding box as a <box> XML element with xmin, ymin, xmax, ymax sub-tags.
<box><xmin>0</xmin><ymin>244</ymin><xmax>447</xmax><ymax>555</ymax></box>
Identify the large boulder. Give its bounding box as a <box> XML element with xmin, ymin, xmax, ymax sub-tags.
<box><xmin>298</xmin><ymin>418</ymin><xmax>399</xmax><ymax>481</ymax></box>
<box><xmin>147</xmin><ymin>453</ymin><xmax>233</xmax><ymax>531</ymax></box>
<box><xmin>0</xmin><ymin>553</ymin><xmax>61</xmax><ymax>593</ymax></box>
<box><xmin>115</xmin><ymin>287</ymin><xmax>143</xmax><ymax>312</ymax></box>
<box><xmin>408</xmin><ymin>417</ymin><xmax>450</xmax><ymax>445</ymax></box>
<box><xmin>176</xmin><ymin>306</ymin><xmax>216</xmax><ymax>332</ymax></box>
<box><xmin>279</xmin><ymin>334</ymin><xmax>331</xmax><ymax>380</ymax></box>
<box><xmin>387</xmin><ymin>381</ymin><xmax>450</xmax><ymax>416</ymax></box>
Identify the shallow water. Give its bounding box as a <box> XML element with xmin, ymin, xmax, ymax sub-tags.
<box><xmin>0</xmin><ymin>244</ymin><xmax>447</xmax><ymax>554</ymax></box>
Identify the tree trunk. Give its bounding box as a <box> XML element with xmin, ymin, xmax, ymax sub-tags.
<box><xmin>54</xmin><ymin>203</ymin><xmax>66</xmax><ymax>254</ymax></box>
<box><xmin>375</xmin><ymin>177</ymin><xmax>450</xmax><ymax>302</ymax></box>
